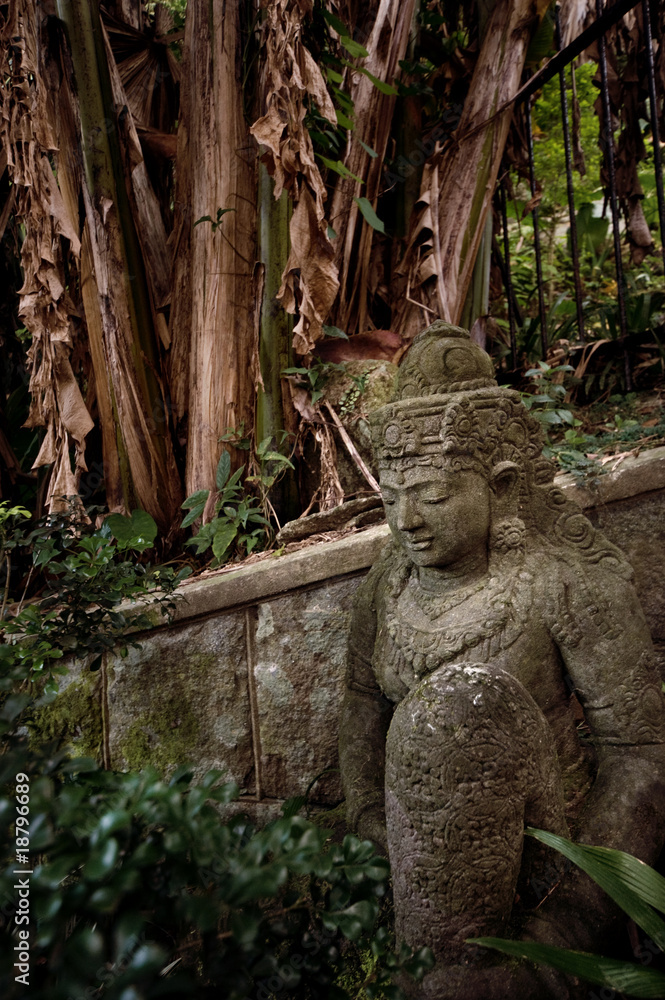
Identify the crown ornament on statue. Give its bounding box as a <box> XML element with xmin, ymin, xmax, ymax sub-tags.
<box><xmin>370</xmin><ymin>321</ymin><xmax>552</xmax><ymax>483</ymax></box>
<box><xmin>370</xmin><ymin>321</ymin><xmax>635</xmax><ymax>579</ymax></box>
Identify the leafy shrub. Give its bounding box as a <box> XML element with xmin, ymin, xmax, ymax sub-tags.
<box><xmin>0</xmin><ymin>747</ymin><xmax>431</xmax><ymax>1000</ymax></box>
<box><xmin>1</xmin><ymin>504</ymin><xmax>187</xmax><ymax>694</ymax></box>
<box><xmin>181</xmin><ymin>443</ymin><xmax>294</xmax><ymax>568</ymax></box>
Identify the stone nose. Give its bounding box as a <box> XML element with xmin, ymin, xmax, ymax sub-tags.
<box><xmin>395</xmin><ymin>496</ymin><xmax>423</xmax><ymax>532</ymax></box>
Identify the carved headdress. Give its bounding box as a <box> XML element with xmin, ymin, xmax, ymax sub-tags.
<box><xmin>370</xmin><ymin>321</ymin><xmax>631</xmax><ymax>576</ymax></box>
<box><xmin>370</xmin><ymin>321</ymin><xmax>553</xmax><ymax>486</ymax></box>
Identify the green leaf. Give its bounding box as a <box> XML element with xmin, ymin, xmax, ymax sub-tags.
<box><xmin>256</xmin><ymin>436</ymin><xmax>271</xmax><ymax>457</ymax></box>
<box><xmin>216</xmin><ymin>450</ymin><xmax>231</xmax><ymax>490</ymax></box>
<box><xmin>525</xmin><ymin>828</ymin><xmax>665</xmax><ymax>948</ymax></box>
<box><xmin>212</xmin><ymin>524</ymin><xmax>238</xmax><ymax>562</ymax></box>
<box><xmin>319</xmin><ymin>156</ymin><xmax>364</xmax><ymax>184</ymax></box>
<box><xmin>0</xmin><ymin>693</ymin><xmax>31</xmax><ymax>722</ymax></box>
<box><xmin>91</xmin><ymin>809</ymin><xmax>131</xmax><ymax>845</ymax></box>
<box><xmin>329</xmin><ymin>899</ymin><xmax>378</xmax><ymax>941</ymax></box>
<box><xmin>354</xmin><ymin>197</ymin><xmax>385</xmax><ymax>234</ymax></box>
<box><xmin>208</xmin><ymin>781</ymin><xmax>239</xmax><ymax>803</ymax></box>
<box><xmin>84</xmin><ymin>837</ymin><xmax>120</xmax><ymax>880</ymax></box>
<box><xmin>180</xmin><ymin>503</ymin><xmax>206</xmax><ymax>528</ymax></box>
<box><xmin>193</xmin><ymin>215</ymin><xmax>212</xmax><ymax>226</ymax></box>
<box><xmin>322</xmin><ymin>9</ymin><xmax>349</xmax><ymax>36</ymax></box>
<box><xmin>245</xmin><ymin>535</ymin><xmax>259</xmax><ymax>554</ymax></box>
<box><xmin>261</xmin><ymin>451</ymin><xmax>294</xmax><ymax>468</ymax></box>
<box><xmin>336</xmin><ymin>109</ymin><xmax>354</xmax><ymax>129</ymax></box>
<box><xmin>341</xmin><ymin>37</ymin><xmax>369</xmax><ymax>58</ymax></box>
<box><xmin>322</xmin><ymin>324</ymin><xmax>349</xmax><ymax>339</ymax></box>
<box><xmin>61</xmin><ymin>756</ymin><xmax>99</xmax><ymax>774</ymax></box>
<box><xmin>325</xmin><ymin>66</ymin><xmax>344</xmax><ymax>85</ymax></box>
<box><xmin>182</xmin><ymin>489</ymin><xmax>211</xmax><ymax>509</ymax></box>
<box><xmin>469</xmin><ymin>938</ymin><xmax>665</xmax><ymax>998</ymax></box>
<box><xmin>358</xmin><ymin>138</ymin><xmax>378</xmax><ymax>158</ymax></box>
<box><xmin>327</xmin><ymin>225</ymin><xmax>337</xmax><ymax>241</ymax></box>
<box><xmin>356</xmin><ymin>66</ymin><xmax>398</xmax><ymax>95</ymax></box>
<box><xmin>226</xmin><ymin>466</ymin><xmax>245</xmax><ymax>489</ymax></box>
<box><xmin>105</xmin><ymin>510</ymin><xmax>158</xmax><ymax>549</ymax></box>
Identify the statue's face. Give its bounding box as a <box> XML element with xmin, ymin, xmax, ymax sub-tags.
<box><xmin>380</xmin><ymin>465</ymin><xmax>491</xmax><ymax>568</ymax></box>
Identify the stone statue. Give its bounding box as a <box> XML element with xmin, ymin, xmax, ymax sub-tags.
<box><xmin>338</xmin><ymin>322</ymin><xmax>665</xmax><ymax>999</ymax></box>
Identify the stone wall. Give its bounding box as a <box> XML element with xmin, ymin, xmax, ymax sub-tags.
<box><xmin>52</xmin><ymin>447</ymin><xmax>665</xmax><ymax>816</ymax></box>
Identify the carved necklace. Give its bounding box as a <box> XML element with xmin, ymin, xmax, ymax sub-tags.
<box><xmin>380</xmin><ymin>553</ymin><xmax>532</xmax><ymax>683</ymax></box>
<box><xmin>407</xmin><ymin>568</ymin><xmax>488</xmax><ymax>620</ymax></box>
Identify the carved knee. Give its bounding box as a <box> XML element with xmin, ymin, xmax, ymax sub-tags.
<box><xmin>385</xmin><ymin>662</ymin><xmax>565</xmax><ymax>962</ymax></box>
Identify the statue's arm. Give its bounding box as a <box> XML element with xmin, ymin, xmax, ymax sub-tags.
<box><xmin>556</xmin><ymin>564</ymin><xmax>665</xmax><ymax>862</ymax></box>
<box><xmin>339</xmin><ymin>563</ymin><xmax>393</xmax><ymax>853</ymax></box>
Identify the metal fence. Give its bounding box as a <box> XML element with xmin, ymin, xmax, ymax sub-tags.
<box><xmin>497</xmin><ymin>0</ymin><xmax>665</xmax><ymax>388</ymax></box>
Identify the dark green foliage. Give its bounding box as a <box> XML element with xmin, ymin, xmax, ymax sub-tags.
<box><xmin>180</xmin><ymin>441</ymin><xmax>294</xmax><ymax>568</ymax></box>
<box><xmin>471</xmin><ymin>828</ymin><xmax>665</xmax><ymax>997</ymax></box>
<box><xmin>1</xmin><ymin>505</ymin><xmax>188</xmax><ymax>695</ymax></box>
<box><xmin>0</xmin><ymin>748</ymin><xmax>431</xmax><ymax>1000</ymax></box>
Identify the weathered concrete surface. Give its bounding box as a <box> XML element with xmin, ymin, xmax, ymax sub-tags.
<box><xmin>559</xmin><ymin>446</ymin><xmax>665</xmax><ymax>509</ymax></box>
<box><xmin>251</xmin><ymin>576</ymin><xmax>360</xmax><ymax>804</ymax></box>
<box><xmin>27</xmin><ymin>656</ymin><xmax>104</xmax><ymax>761</ymax></box>
<box><xmin>107</xmin><ymin>612</ymin><xmax>254</xmax><ymax>788</ymax></box>
<box><xmin>587</xmin><ymin>487</ymin><xmax>665</xmax><ymax>671</ymax></box>
<box><xmin>170</xmin><ymin>523</ymin><xmax>389</xmax><ymax>623</ymax></box>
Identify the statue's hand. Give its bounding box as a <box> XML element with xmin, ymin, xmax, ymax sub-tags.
<box><xmin>357</xmin><ymin>803</ymin><xmax>388</xmax><ymax>857</ymax></box>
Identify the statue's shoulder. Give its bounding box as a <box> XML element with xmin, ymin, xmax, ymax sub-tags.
<box><xmin>522</xmin><ymin>524</ymin><xmax>643</xmax><ymax>651</ymax></box>
<box><xmin>355</xmin><ymin>538</ymin><xmax>408</xmax><ymax>611</ymax></box>
<box><xmin>527</xmin><ymin>483</ymin><xmax>634</xmax><ymax>583</ymax></box>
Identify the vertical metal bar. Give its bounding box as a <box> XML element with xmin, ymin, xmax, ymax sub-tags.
<box><xmin>245</xmin><ymin>607</ymin><xmax>263</xmax><ymax>801</ymax></box>
<box><xmin>500</xmin><ymin>182</ymin><xmax>518</xmax><ymax>369</ymax></box>
<box><xmin>596</xmin><ymin>0</ymin><xmax>632</xmax><ymax>389</ymax></box>
<box><xmin>555</xmin><ymin>4</ymin><xmax>586</xmax><ymax>342</ymax></box>
<box><xmin>524</xmin><ymin>98</ymin><xmax>549</xmax><ymax>358</ymax></box>
<box><xmin>642</xmin><ymin>0</ymin><xmax>665</xmax><ymax>268</ymax></box>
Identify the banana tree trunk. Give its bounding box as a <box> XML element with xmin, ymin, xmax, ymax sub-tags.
<box><xmin>170</xmin><ymin>0</ymin><xmax>258</xmax><ymax>500</ymax></box>
<box><xmin>328</xmin><ymin>0</ymin><xmax>417</xmax><ymax>337</ymax></box>
<box><xmin>55</xmin><ymin>0</ymin><xmax>183</xmax><ymax>534</ymax></box>
<box><xmin>394</xmin><ymin>0</ymin><xmax>546</xmax><ymax>339</ymax></box>
<box><xmin>1</xmin><ymin>0</ymin><xmax>93</xmax><ymax>513</ymax></box>
<box><xmin>256</xmin><ymin>162</ymin><xmax>300</xmax><ymax>524</ymax></box>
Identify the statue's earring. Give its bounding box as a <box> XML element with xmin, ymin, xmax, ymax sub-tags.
<box><xmin>490</xmin><ymin>516</ymin><xmax>526</xmax><ymax>554</ymax></box>
<box><xmin>489</xmin><ymin>461</ymin><xmax>524</xmax><ymax>555</ymax></box>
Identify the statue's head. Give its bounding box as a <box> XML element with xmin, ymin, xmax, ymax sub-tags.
<box><xmin>370</xmin><ymin>322</ymin><xmax>556</xmax><ymax>568</ymax></box>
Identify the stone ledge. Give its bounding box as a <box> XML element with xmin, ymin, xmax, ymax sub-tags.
<box><xmin>162</xmin><ymin>445</ymin><xmax>665</xmax><ymax>626</ymax></box>
<box><xmin>556</xmin><ymin>445</ymin><xmax>665</xmax><ymax>509</ymax></box>
<box><xmin>170</xmin><ymin>523</ymin><xmax>390</xmax><ymax>624</ymax></box>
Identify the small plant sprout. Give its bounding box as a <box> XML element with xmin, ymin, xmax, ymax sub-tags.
<box><xmin>180</xmin><ymin>437</ymin><xmax>294</xmax><ymax>568</ymax></box>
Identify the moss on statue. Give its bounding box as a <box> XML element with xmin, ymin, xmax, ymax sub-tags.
<box><xmin>27</xmin><ymin>672</ymin><xmax>104</xmax><ymax>760</ymax></box>
<box><xmin>118</xmin><ymin>698</ymin><xmax>199</xmax><ymax>773</ymax></box>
